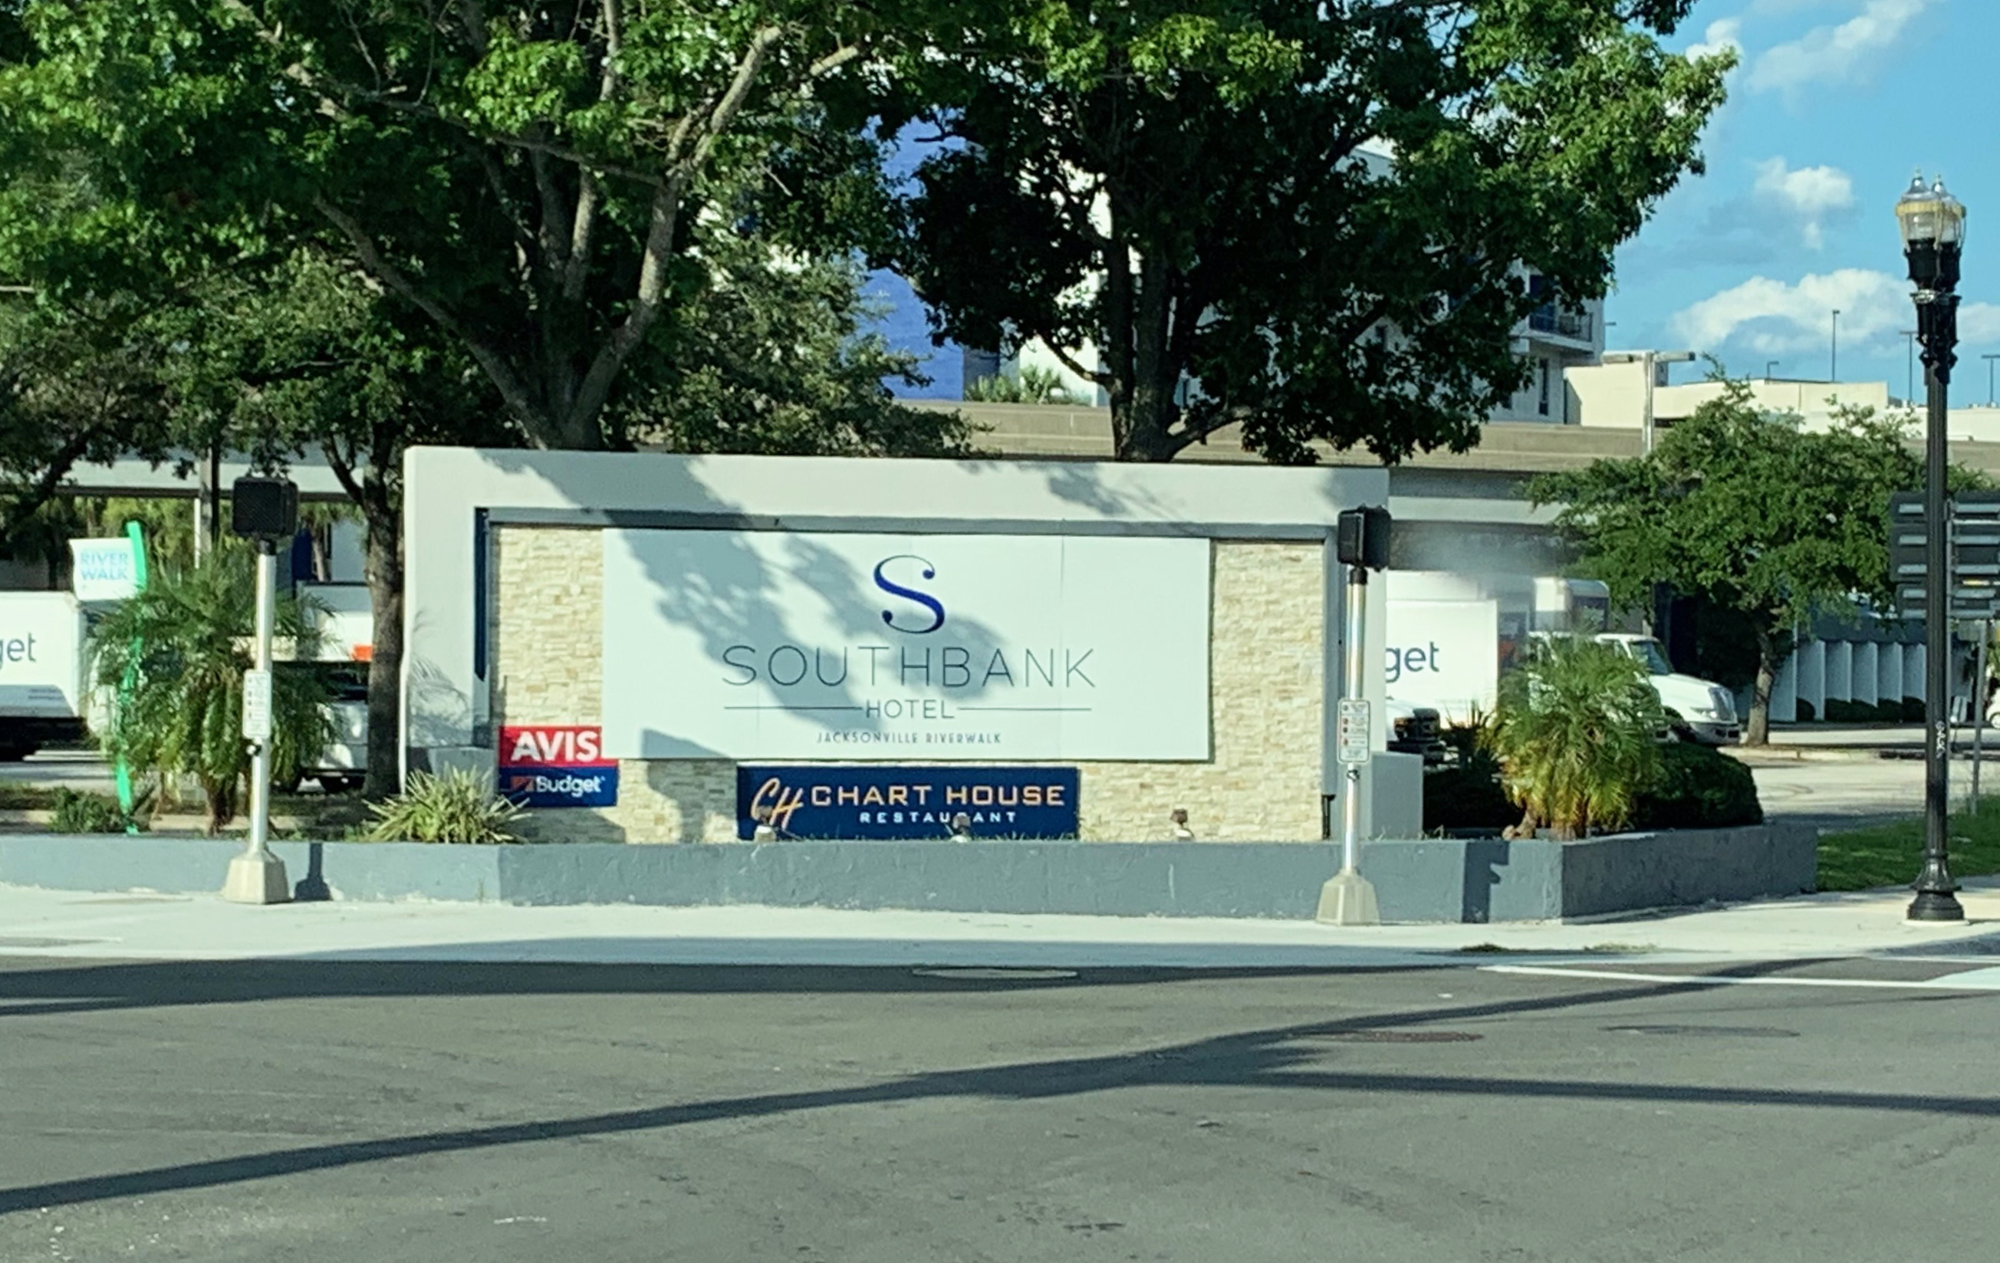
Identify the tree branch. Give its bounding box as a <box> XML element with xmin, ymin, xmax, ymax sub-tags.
<box><xmin>671</xmin><ymin>25</ymin><xmax>782</xmax><ymax>166</ymax></box>
<box><xmin>313</xmin><ymin>195</ymin><xmax>548</xmax><ymax>438</ymax></box>
<box><xmin>0</xmin><ymin>422</ymin><xmax>106</xmax><ymax>542</ymax></box>
<box><xmin>321</xmin><ymin>438</ymin><xmax>367</xmax><ymax>507</ymax></box>
<box><xmin>565</xmin><ymin>174</ymin><xmax>688</xmax><ymax>443</ymax></box>
<box><xmin>1046</xmin><ymin>342</ymin><xmax>1109</xmax><ymax>388</ymax></box>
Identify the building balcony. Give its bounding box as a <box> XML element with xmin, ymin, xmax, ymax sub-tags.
<box><xmin>1528</xmin><ymin>305</ymin><xmax>1593</xmax><ymax>342</ymax></box>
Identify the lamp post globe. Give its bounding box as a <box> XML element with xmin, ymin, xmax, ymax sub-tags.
<box><xmin>1898</xmin><ymin>171</ymin><xmax>1968</xmax><ymax>923</ymax></box>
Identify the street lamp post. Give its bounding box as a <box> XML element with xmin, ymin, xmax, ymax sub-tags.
<box><xmin>1984</xmin><ymin>352</ymin><xmax>2000</xmax><ymax>406</ymax></box>
<box><xmin>1896</xmin><ymin>171</ymin><xmax>1969</xmax><ymax>923</ymax></box>
<box><xmin>1831</xmin><ymin>309</ymin><xmax>1841</xmax><ymax>381</ymax></box>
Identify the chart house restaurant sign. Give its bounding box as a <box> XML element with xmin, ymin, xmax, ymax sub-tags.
<box><xmin>602</xmin><ymin>531</ymin><xmax>1212</xmax><ymax>760</ymax></box>
<box><xmin>738</xmin><ymin>766</ymin><xmax>1081</xmax><ymax>840</ymax></box>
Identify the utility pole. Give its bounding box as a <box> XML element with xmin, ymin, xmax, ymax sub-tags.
<box><xmin>1831</xmin><ymin>308</ymin><xmax>1841</xmax><ymax>381</ymax></box>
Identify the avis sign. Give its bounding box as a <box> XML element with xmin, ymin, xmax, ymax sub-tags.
<box><xmin>498</xmin><ymin>725</ymin><xmax>618</xmax><ymax>808</ymax></box>
<box><xmin>600</xmin><ymin>530</ymin><xmax>1212</xmax><ymax>761</ymax></box>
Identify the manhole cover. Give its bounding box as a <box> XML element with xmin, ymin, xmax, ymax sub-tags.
<box><xmin>911</xmin><ymin>968</ymin><xmax>1081</xmax><ymax>981</ymax></box>
<box><xmin>1604</xmin><ymin>1024</ymin><xmax>1798</xmax><ymax>1038</ymax></box>
<box><xmin>1312</xmin><ymin>1030</ymin><xmax>1483</xmax><ymax>1044</ymax></box>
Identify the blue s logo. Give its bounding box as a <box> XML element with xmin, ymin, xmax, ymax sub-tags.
<box><xmin>874</xmin><ymin>555</ymin><xmax>947</xmax><ymax>634</ymax></box>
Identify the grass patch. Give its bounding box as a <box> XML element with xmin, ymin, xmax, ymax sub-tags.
<box><xmin>1819</xmin><ymin>804</ymin><xmax>2000</xmax><ymax>891</ymax></box>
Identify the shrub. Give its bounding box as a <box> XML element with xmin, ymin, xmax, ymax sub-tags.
<box><xmin>1424</xmin><ymin>766</ymin><xmax>1517</xmax><ymax>831</ymax></box>
<box><xmin>48</xmin><ymin>787</ymin><xmax>137</xmax><ymax>834</ymax></box>
<box><xmin>89</xmin><ymin>550</ymin><xmax>333</xmax><ymax>834</ymax></box>
<box><xmin>1491</xmin><ymin>638</ymin><xmax>1665</xmax><ymax>837</ymax></box>
<box><xmin>1633</xmin><ymin>743</ymin><xmax>1764</xmax><ymax>830</ymax></box>
<box><xmin>1426</xmin><ymin>712</ymin><xmax>1514</xmax><ymax>831</ymax></box>
<box><xmin>1902</xmin><ymin>697</ymin><xmax>1926</xmax><ymax>722</ymax></box>
<box><xmin>366</xmin><ymin>768</ymin><xmax>526</xmax><ymax>843</ymax></box>
<box><xmin>1794</xmin><ymin>698</ymin><xmax>1816</xmax><ymax>722</ymax></box>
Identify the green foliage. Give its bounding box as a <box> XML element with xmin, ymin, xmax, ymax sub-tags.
<box><xmin>1632</xmin><ymin>743</ymin><xmax>1762</xmax><ymax>831</ymax></box>
<box><xmin>888</xmin><ymin>1</ymin><xmax>1730</xmax><ymax>463</ymax></box>
<box><xmin>1532</xmin><ymin>381</ymin><xmax>1970</xmax><ymax>742</ymax></box>
<box><xmin>0</xmin><ymin>294</ymin><xmax>179</xmax><ymax>540</ymax></box>
<box><xmin>964</xmin><ymin>367</ymin><xmax>1084</xmax><ymax>406</ymax></box>
<box><xmin>48</xmin><ymin>786</ymin><xmax>141</xmax><ymax>834</ymax></box>
<box><xmin>0</xmin><ymin>0</ymin><xmax>920</xmax><ymax>452</ymax></box>
<box><xmin>1423</xmin><ymin>712</ymin><xmax>1514</xmax><ymax>831</ymax></box>
<box><xmin>619</xmin><ymin>243</ymin><xmax>972</xmax><ymax>458</ymax></box>
<box><xmin>366</xmin><ymin>769</ymin><xmax>527</xmax><ymax>845</ymax></box>
<box><xmin>1490</xmin><ymin>638</ymin><xmax>1666</xmax><ymax>836</ymax></box>
<box><xmin>88</xmin><ymin>550</ymin><xmax>333</xmax><ymax>834</ymax></box>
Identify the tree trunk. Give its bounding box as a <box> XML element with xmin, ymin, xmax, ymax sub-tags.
<box><xmin>1747</xmin><ymin>629</ymin><xmax>1778</xmax><ymax>746</ymax></box>
<box><xmin>362</xmin><ymin>504</ymin><xmax>404</xmax><ymax>800</ymax></box>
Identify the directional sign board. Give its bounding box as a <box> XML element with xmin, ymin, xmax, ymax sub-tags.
<box><xmin>1887</xmin><ymin>491</ymin><xmax>2000</xmax><ymax>618</ymax></box>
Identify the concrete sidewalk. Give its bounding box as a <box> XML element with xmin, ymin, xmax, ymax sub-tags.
<box><xmin>5</xmin><ymin>879</ymin><xmax>2000</xmax><ymax>968</ymax></box>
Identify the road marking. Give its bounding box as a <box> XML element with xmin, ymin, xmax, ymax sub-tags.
<box><xmin>1483</xmin><ymin>964</ymin><xmax>2000</xmax><ymax>992</ymax></box>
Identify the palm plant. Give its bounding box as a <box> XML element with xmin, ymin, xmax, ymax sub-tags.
<box><xmin>1490</xmin><ymin>637</ymin><xmax>1665</xmax><ymax>838</ymax></box>
<box><xmin>89</xmin><ymin>548</ymin><xmax>333</xmax><ymax>833</ymax></box>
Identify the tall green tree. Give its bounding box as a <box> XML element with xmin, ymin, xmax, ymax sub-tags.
<box><xmin>885</xmin><ymin>1</ymin><xmax>1731</xmax><ymax>463</ymax></box>
<box><xmin>1532</xmin><ymin>381</ymin><xmax>1933</xmax><ymax>745</ymax></box>
<box><xmin>0</xmin><ymin>0</ymin><xmax>918</xmax><ymax>452</ymax></box>
<box><xmin>0</xmin><ymin>295</ymin><xmax>179</xmax><ymax>541</ymax></box>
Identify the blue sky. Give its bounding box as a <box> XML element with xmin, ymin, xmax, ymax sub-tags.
<box><xmin>1616</xmin><ymin>0</ymin><xmax>2000</xmax><ymax>405</ymax></box>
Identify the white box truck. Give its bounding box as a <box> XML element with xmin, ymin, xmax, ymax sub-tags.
<box><xmin>0</xmin><ymin>592</ymin><xmax>92</xmax><ymax>759</ymax></box>
<box><xmin>1386</xmin><ymin>573</ymin><xmax>1740</xmax><ymax>746</ymax></box>
<box><xmin>271</xmin><ymin>583</ymin><xmax>372</xmax><ymax>792</ymax></box>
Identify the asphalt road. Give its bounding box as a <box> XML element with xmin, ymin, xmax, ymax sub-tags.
<box><xmin>4</xmin><ymin>955</ymin><xmax>2000</xmax><ymax>1262</ymax></box>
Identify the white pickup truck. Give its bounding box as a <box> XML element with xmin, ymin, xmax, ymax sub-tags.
<box><xmin>1594</xmin><ymin>633</ymin><xmax>1741</xmax><ymax>746</ymax></box>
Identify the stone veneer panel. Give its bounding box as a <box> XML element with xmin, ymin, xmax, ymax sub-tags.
<box><xmin>489</xmin><ymin>527</ymin><xmax>1325</xmax><ymax>843</ymax></box>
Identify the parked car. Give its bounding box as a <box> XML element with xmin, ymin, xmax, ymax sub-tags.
<box><xmin>1386</xmin><ymin>699</ymin><xmax>1450</xmax><ymax>765</ymax></box>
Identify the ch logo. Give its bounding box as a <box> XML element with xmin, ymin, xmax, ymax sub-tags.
<box><xmin>873</xmin><ymin>555</ymin><xmax>947</xmax><ymax>634</ymax></box>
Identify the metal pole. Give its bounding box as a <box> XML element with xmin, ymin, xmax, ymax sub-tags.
<box><xmin>1912</xmin><ymin>295</ymin><xmax>1964</xmax><ymax>920</ymax></box>
<box><xmin>1641</xmin><ymin>351</ymin><xmax>1656</xmax><ymax>455</ymax></box>
<box><xmin>248</xmin><ymin>541</ymin><xmax>275</xmax><ymax>857</ymax></box>
<box><xmin>1340</xmin><ymin>565</ymin><xmax>1366</xmax><ymax>873</ymax></box>
<box><xmin>1831</xmin><ymin>309</ymin><xmax>1840</xmax><ymax>381</ymax></box>
<box><xmin>222</xmin><ymin>538</ymin><xmax>289</xmax><ymax>903</ymax></box>
<box><xmin>1973</xmin><ymin>618</ymin><xmax>1990</xmax><ymax>810</ymax></box>
<box><xmin>1316</xmin><ymin>559</ymin><xmax>1380</xmax><ymax>925</ymax></box>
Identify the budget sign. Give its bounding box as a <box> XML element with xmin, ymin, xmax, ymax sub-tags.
<box><xmin>736</xmin><ymin>766</ymin><xmax>1080</xmax><ymax>840</ymax></box>
<box><xmin>498</xmin><ymin>724</ymin><xmax>618</xmax><ymax>808</ymax></box>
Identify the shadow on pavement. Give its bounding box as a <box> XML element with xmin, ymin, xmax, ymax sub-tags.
<box><xmin>7</xmin><ymin>958</ymin><xmax>1991</xmax><ymax>1213</ymax></box>
<box><xmin>0</xmin><ymin>952</ymin><xmax>1448</xmax><ymax>1020</ymax></box>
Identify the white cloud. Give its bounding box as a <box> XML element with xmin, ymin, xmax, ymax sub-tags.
<box><xmin>1687</xmin><ymin>17</ymin><xmax>1746</xmax><ymax>61</ymax></box>
<box><xmin>1751</xmin><ymin>158</ymin><xmax>1854</xmax><ymax>249</ymax></box>
<box><xmin>1748</xmin><ymin>0</ymin><xmax>1932</xmax><ymax>94</ymax></box>
<box><xmin>1673</xmin><ymin>269</ymin><xmax>2000</xmax><ymax>368</ymax></box>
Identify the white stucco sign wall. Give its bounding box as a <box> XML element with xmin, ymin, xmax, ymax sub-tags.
<box><xmin>601</xmin><ymin>529</ymin><xmax>1212</xmax><ymax>760</ymax></box>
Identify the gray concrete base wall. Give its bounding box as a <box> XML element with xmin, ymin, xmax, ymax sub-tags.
<box><xmin>0</xmin><ymin>826</ymin><xmax>1818</xmax><ymax>923</ymax></box>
